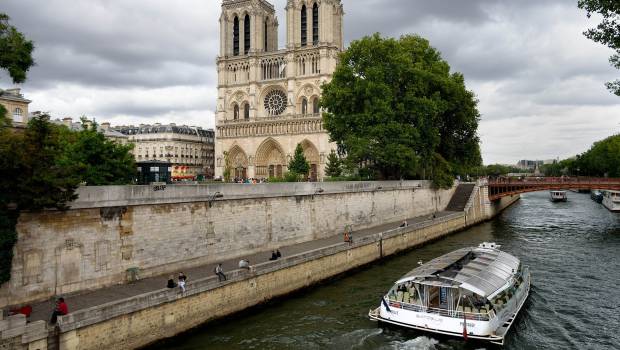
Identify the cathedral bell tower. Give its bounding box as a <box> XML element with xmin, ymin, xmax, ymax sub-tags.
<box><xmin>220</xmin><ymin>0</ymin><xmax>278</xmax><ymax>57</ymax></box>
<box><xmin>285</xmin><ymin>0</ymin><xmax>344</xmax><ymax>50</ymax></box>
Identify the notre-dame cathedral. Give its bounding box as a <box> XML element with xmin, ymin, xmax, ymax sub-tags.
<box><xmin>215</xmin><ymin>0</ymin><xmax>344</xmax><ymax>180</ymax></box>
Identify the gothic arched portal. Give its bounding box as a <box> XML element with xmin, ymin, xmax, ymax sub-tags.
<box><xmin>300</xmin><ymin>139</ymin><xmax>320</xmax><ymax>181</ymax></box>
<box><xmin>228</xmin><ymin>145</ymin><xmax>249</xmax><ymax>179</ymax></box>
<box><xmin>255</xmin><ymin>138</ymin><xmax>286</xmax><ymax>178</ymax></box>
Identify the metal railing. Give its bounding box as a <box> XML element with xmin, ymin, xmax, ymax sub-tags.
<box><xmin>387</xmin><ymin>300</ymin><xmax>491</xmax><ymax>321</ymax></box>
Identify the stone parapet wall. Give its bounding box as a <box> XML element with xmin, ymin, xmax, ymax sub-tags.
<box><xmin>0</xmin><ymin>314</ymin><xmax>48</xmax><ymax>350</ymax></box>
<box><xmin>1</xmin><ymin>181</ymin><xmax>454</xmax><ymax>308</ymax></box>
<box><xmin>57</xmin><ymin>212</ymin><xmax>469</xmax><ymax>350</ymax></box>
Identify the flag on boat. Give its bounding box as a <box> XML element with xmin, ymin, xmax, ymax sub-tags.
<box><xmin>381</xmin><ymin>297</ymin><xmax>392</xmax><ymax>313</ymax></box>
<box><xmin>462</xmin><ymin>311</ymin><xmax>468</xmax><ymax>340</ymax></box>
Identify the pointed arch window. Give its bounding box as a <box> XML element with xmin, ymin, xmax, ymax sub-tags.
<box><xmin>312</xmin><ymin>97</ymin><xmax>320</xmax><ymax>114</ymax></box>
<box><xmin>233</xmin><ymin>104</ymin><xmax>239</xmax><ymax>120</ymax></box>
<box><xmin>244</xmin><ymin>103</ymin><xmax>250</xmax><ymax>120</ymax></box>
<box><xmin>312</xmin><ymin>3</ymin><xmax>319</xmax><ymax>45</ymax></box>
<box><xmin>301</xmin><ymin>97</ymin><xmax>308</xmax><ymax>115</ymax></box>
<box><xmin>301</xmin><ymin>5</ymin><xmax>307</xmax><ymax>47</ymax></box>
<box><xmin>233</xmin><ymin>16</ymin><xmax>240</xmax><ymax>56</ymax></box>
<box><xmin>244</xmin><ymin>14</ymin><xmax>251</xmax><ymax>54</ymax></box>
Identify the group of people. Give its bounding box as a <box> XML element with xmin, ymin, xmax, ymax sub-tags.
<box><xmin>167</xmin><ymin>272</ymin><xmax>188</xmax><ymax>292</ymax></box>
<box><xmin>269</xmin><ymin>249</ymin><xmax>282</xmax><ymax>261</ymax></box>
<box><xmin>232</xmin><ymin>178</ymin><xmax>267</xmax><ymax>184</ymax></box>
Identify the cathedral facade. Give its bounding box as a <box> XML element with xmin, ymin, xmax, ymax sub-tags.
<box><xmin>215</xmin><ymin>0</ymin><xmax>344</xmax><ymax>180</ymax></box>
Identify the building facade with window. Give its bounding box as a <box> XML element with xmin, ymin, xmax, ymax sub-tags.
<box><xmin>114</xmin><ymin>124</ymin><xmax>216</xmax><ymax>180</ymax></box>
<box><xmin>0</xmin><ymin>88</ymin><xmax>31</xmax><ymax>128</ymax></box>
<box><xmin>215</xmin><ymin>0</ymin><xmax>344</xmax><ymax>180</ymax></box>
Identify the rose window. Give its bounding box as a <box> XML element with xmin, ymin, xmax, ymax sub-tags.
<box><xmin>264</xmin><ymin>90</ymin><xmax>287</xmax><ymax>116</ymax></box>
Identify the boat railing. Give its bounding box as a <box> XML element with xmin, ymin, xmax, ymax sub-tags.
<box><xmin>389</xmin><ymin>300</ymin><xmax>491</xmax><ymax>321</ymax></box>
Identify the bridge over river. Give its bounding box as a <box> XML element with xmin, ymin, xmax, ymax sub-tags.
<box><xmin>488</xmin><ymin>177</ymin><xmax>620</xmax><ymax>201</ymax></box>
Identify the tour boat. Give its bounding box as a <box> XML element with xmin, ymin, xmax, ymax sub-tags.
<box><xmin>549</xmin><ymin>190</ymin><xmax>568</xmax><ymax>202</ymax></box>
<box><xmin>602</xmin><ymin>190</ymin><xmax>620</xmax><ymax>212</ymax></box>
<box><xmin>368</xmin><ymin>242</ymin><xmax>531</xmax><ymax>346</ymax></box>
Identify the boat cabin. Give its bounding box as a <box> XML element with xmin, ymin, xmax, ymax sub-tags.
<box><xmin>386</xmin><ymin>244</ymin><xmax>524</xmax><ymax>321</ymax></box>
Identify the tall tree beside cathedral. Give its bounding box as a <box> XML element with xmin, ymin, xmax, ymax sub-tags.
<box><xmin>288</xmin><ymin>144</ymin><xmax>310</xmax><ymax>178</ymax></box>
<box><xmin>578</xmin><ymin>1</ymin><xmax>620</xmax><ymax>95</ymax></box>
<box><xmin>321</xmin><ymin>33</ymin><xmax>482</xmax><ymax>187</ymax></box>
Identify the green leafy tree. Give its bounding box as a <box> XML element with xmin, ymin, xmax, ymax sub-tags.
<box><xmin>574</xmin><ymin>135</ymin><xmax>620</xmax><ymax>177</ymax></box>
<box><xmin>321</xmin><ymin>33</ymin><xmax>481</xmax><ymax>187</ymax></box>
<box><xmin>0</xmin><ymin>115</ymin><xmax>81</xmax><ymax>284</ymax></box>
<box><xmin>58</xmin><ymin>120</ymin><xmax>136</xmax><ymax>185</ymax></box>
<box><xmin>578</xmin><ymin>1</ymin><xmax>620</xmax><ymax>95</ymax></box>
<box><xmin>288</xmin><ymin>144</ymin><xmax>310</xmax><ymax>179</ymax></box>
<box><xmin>0</xmin><ymin>14</ymin><xmax>35</xmax><ymax>84</ymax></box>
<box><xmin>0</xmin><ymin>14</ymin><xmax>36</xmax><ymax>284</ymax></box>
<box><xmin>325</xmin><ymin>150</ymin><xmax>342</xmax><ymax>178</ymax></box>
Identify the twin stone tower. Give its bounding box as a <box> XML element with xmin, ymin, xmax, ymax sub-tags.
<box><xmin>215</xmin><ymin>0</ymin><xmax>344</xmax><ymax>181</ymax></box>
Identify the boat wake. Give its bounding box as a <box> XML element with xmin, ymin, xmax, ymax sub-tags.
<box><xmin>382</xmin><ymin>336</ymin><xmax>439</xmax><ymax>350</ymax></box>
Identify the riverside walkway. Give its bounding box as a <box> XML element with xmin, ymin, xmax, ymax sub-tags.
<box><xmin>23</xmin><ymin>211</ymin><xmax>456</xmax><ymax>324</ymax></box>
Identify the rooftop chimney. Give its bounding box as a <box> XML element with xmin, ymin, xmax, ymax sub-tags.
<box><xmin>62</xmin><ymin>117</ymin><xmax>73</xmax><ymax>127</ymax></box>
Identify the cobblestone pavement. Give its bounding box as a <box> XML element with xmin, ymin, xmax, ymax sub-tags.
<box><xmin>22</xmin><ymin>211</ymin><xmax>455</xmax><ymax>323</ymax></box>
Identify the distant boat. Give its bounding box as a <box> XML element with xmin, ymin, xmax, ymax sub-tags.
<box><xmin>591</xmin><ymin>190</ymin><xmax>603</xmax><ymax>204</ymax></box>
<box><xmin>602</xmin><ymin>190</ymin><xmax>620</xmax><ymax>212</ymax></box>
<box><xmin>550</xmin><ymin>191</ymin><xmax>567</xmax><ymax>202</ymax></box>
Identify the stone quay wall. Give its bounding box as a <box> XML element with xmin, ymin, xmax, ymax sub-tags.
<box><xmin>1</xmin><ymin>181</ymin><xmax>454</xmax><ymax>309</ymax></box>
<box><xmin>57</xmin><ymin>212</ymin><xmax>470</xmax><ymax>350</ymax></box>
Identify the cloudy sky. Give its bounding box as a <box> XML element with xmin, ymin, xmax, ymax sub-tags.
<box><xmin>2</xmin><ymin>0</ymin><xmax>619</xmax><ymax>164</ymax></box>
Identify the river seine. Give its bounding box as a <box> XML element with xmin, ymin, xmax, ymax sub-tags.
<box><xmin>149</xmin><ymin>191</ymin><xmax>620</xmax><ymax>350</ymax></box>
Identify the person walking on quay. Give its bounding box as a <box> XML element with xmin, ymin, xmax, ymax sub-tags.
<box><xmin>399</xmin><ymin>220</ymin><xmax>408</xmax><ymax>228</ymax></box>
<box><xmin>50</xmin><ymin>297</ymin><xmax>68</xmax><ymax>324</ymax></box>
<box><xmin>276</xmin><ymin>249</ymin><xmax>282</xmax><ymax>259</ymax></box>
<box><xmin>215</xmin><ymin>263</ymin><xmax>227</xmax><ymax>282</ymax></box>
<box><xmin>178</xmin><ymin>272</ymin><xmax>187</xmax><ymax>293</ymax></box>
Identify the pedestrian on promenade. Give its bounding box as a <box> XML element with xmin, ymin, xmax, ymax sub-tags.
<box><xmin>178</xmin><ymin>272</ymin><xmax>187</xmax><ymax>293</ymax></box>
<box><xmin>239</xmin><ymin>259</ymin><xmax>250</xmax><ymax>270</ymax></box>
<box><xmin>167</xmin><ymin>275</ymin><xmax>177</xmax><ymax>289</ymax></box>
<box><xmin>276</xmin><ymin>249</ymin><xmax>282</xmax><ymax>259</ymax></box>
<box><xmin>50</xmin><ymin>298</ymin><xmax>68</xmax><ymax>324</ymax></box>
<box><xmin>269</xmin><ymin>251</ymin><xmax>278</xmax><ymax>261</ymax></box>
<box><xmin>399</xmin><ymin>220</ymin><xmax>408</xmax><ymax>228</ymax></box>
<box><xmin>215</xmin><ymin>264</ymin><xmax>227</xmax><ymax>282</ymax></box>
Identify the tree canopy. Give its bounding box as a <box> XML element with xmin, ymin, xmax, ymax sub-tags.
<box><xmin>0</xmin><ymin>13</ymin><xmax>35</xmax><ymax>84</ymax></box>
<box><xmin>321</xmin><ymin>33</ymin><xmax>481</xmax><ymax>187</ymax></box>
<box><xmin>578</xmin><ymin>0</ymin><xmax>620</xmax><ymax>95</ymax></box>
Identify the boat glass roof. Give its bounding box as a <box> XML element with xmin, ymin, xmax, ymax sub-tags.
<box><xmin>396</xmin><ymin>246</ymin><xmax>520</xmax><ymax>297</ymax></box>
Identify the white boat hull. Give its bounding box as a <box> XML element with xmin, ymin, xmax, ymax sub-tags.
<box><xmin>602</xmin><ymin>196</ymin><xmax>620</xmax><ymax>212</ymax></box>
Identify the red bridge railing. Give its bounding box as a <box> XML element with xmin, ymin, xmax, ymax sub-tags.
<box><xmin>486</xmin><ymin>177</ymin><xmax>620</xmax><ymax>201</ymax></box>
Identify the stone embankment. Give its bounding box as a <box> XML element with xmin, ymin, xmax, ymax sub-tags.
<box><xmin>0</xmin><ymin>181</ymin><xmax>519</xmax><ymax>350</ymax></box>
